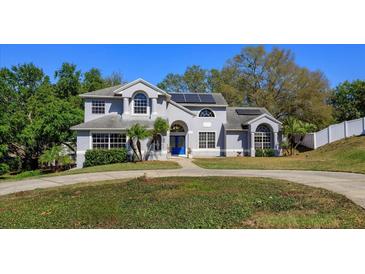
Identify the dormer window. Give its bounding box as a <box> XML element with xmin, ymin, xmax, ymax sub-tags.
<box><xmin>133</xmin><ymin>93</ymin><xmax>148</xmax><ymax>114</ymax></box>
<box><xmin>199</xmin><ymin>108</ymin><xmax>215</xmax><ymax>117</ymax></box>
<box><xmin>92</xmin><ymin>100</ymin><xmax>105</xmax><ymax>114</ymax></box>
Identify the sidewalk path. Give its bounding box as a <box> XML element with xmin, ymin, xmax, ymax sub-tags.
<box><xmin>1</xmin><ymin>158</ymin><xmax>365</xmax><ymax>208</ymax></box>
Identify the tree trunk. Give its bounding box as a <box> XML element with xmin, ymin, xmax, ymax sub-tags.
<box><xmin>137</xmin><ymin>139</ymin><xmax>143</xmax><ymax>161</ymax></box>
<box><xmin>293</xmin><ymin>135</ymin><xmax>304</xmax><ymax>151</ymax></box>
<box><xmin>145</xmin><ymin>136</ymin><xmax>155</xmax><ymax>161</ymax></box>
<box><xmin>289</xmin><ymin>135</ymin><xmax>294</xmax><ymax>156</ymax></box>
<box><xmin>129</xmin><ymin>139</ymin><xmax>140</xmax><ymax>162</ymax></box>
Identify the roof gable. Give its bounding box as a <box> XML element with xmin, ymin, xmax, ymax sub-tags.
<box><xmin>225</xmin><ymin>107</ymin><xmax>281</xmax><ymax>130</ymax></box>
<box><xmin>113</xmin><ymin>78</ymin><xmax>171</xmax><ymax>98</ymax></box>
<box><xmin>247</xmin><ymin>113</ymin><xmax>282</xmax><ymax>125</ymax></box>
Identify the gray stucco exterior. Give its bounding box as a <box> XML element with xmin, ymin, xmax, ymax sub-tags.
<box><xmin>71</xmin><ymin>78</ymin><xmax>282</xmax><ymax>168</ymax></box>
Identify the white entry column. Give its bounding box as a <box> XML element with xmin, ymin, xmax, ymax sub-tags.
<box><xmin>122</xmin><ymin>97</ymin><xmax>130</xmax><ymax>119</ymax></box>
<box><xmin>250</xmin><ymin>132</ymin><xmax>255</xmax><ymax>157</ymax></box>
<box><xmin>273</xmin><ymin>132</ymin><xmax>279</xmax><ymax>156</ymax></box>
<box><xmin>151</xmin><ymin>98</ymin><xmax>158</xmax><ymax>119</ymax></box>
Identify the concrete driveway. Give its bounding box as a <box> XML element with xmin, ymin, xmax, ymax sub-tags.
<box><xmin>1</xmin><ymin>158</ymin><xmax>365</xmax><ymax>208</ymax></box>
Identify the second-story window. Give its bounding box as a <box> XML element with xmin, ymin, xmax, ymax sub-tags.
<box><xmin>199</xmin><ymin>109</ymin><xmax>215</xmax><ymax>117</ymax></box>
<box><xmin>92</xmin><ymin>100</ymin><xmax>105</xmax><ymax>114</ymax></box>
<box><xmin>133</xmin><ymin>93</ymin><xmax>148</xmax><ymax>114</ymax></box>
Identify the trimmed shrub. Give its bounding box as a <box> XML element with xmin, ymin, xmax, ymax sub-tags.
<box><xmin>84</xmin><ymin>148</ymin><xmax>128</xmax><ymax>167</ymax></box>
<box><xmin>255</xmin><ymin>148</ymin><xmax>275</xmax><ymax>157</ymax></box>
<box><xmin>0</xmin><ymin>163</ymin><xmax>9</xmax><ymax>176</ymax></box>
<box><xmin>7</xmin><ymin>156</ymin><xmax>22</xmax><ymax>172</ymax></box>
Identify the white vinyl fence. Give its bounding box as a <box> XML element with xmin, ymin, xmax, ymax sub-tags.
<box><xmin>301</xmin><ymin>117</ymin><xmax>365</xmax><ymax>149</ymax></box>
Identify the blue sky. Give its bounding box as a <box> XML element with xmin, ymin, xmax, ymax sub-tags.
<box><xmin>1</xmin><ymin>45</ymin><xmax>364</xmax><ymax>87</ymax></box>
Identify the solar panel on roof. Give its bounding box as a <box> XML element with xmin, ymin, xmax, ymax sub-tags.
<box><xmin>198</xmin><ymin>94</ymin><xmax>216</xmax><ymax>104</ymax></box>
<box><xmin>171</xmin><ymin>93</ymin><xmax>186</xmax><ymax>103</ymax></box>
<box><xmin>236</xmin><ymin>109</ymin><xmax>262</xmax><ymax>115</ymax></box>
<box><xmin>184</xmin><ymin>93</ymin><xmax>200</xmax><ymax>103</ymax></box>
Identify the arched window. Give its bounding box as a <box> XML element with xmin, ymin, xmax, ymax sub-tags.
<box><xmin>170</xmin><ymin>124</ymin><xmax>185</xmax><ymax>132</ymax></box>
<box><xmin>133</xmin><ymin>93</ymin><xmax>148</xmax><ymax>114</ymax></box>
<box><xmin>199</xmin><ymin>109</ymin><xmax>215</xmax><ymax>117</ymax></box>
<box><xmin>254</xmin><ymin>124</ymin><xmax>272</xmax><ymax>149</ymax></box>
<box><xmin>154</xmin><ymin>134</ymin><xmax>162</xmax><ymax>151</ymax></box>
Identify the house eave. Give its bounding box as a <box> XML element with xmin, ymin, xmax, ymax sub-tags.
<box><xmin>246</xmin><ymin>113</ymin><xmax>283</xmax><ymax>125</ymax></box>
<box><xmin>79</xmin><ymin>95</ymin><xmax>120</xmax><ymax>99</ymax></box>
<box><xmin>71</xmin><ymin>127</ymin><xmax>153</xmax><ymax>131</ymax></box>
<box><xmin>180</xmin><ymin>103</ymin><xmax>228</xmax><ymax>107</ymax></box>
<box><xmin>225</xmin><ymin>128</ymin><xmax>249</xmax><ymax>131</ymax></box>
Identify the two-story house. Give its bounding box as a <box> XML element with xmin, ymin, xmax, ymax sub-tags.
<box><xmin>71</xmin><ymin>78</ymin><xmax>282</xmax><ymax>167</ymax></box>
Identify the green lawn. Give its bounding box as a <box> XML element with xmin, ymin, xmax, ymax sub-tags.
<box><xmin>1</xmin><ymin>176</ymin><xmax>364</xmax><ymax>228</ymax></box>
<box><xmin>194</xmin><ymin>136</ymin><xmax>365</xmax><ymax>174</ymax></box>
<box><xmin>0</xmin><ymin>161</ymin><xmax>180</xmax><ymax>182</ymax></box>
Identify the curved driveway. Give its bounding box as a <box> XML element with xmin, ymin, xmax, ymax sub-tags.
<box><xmin>1</xmin><ymin>158</ymin><xmax>365</xmax><ymax>208</ymax></box>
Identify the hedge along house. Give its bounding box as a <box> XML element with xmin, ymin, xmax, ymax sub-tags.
<box><xmin>71</xmin><ymin>78</ymin><xmax>282</xmax><ymax>167</ymax></box>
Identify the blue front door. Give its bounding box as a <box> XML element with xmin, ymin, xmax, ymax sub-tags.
<box><xmin>170</xmin><ymin>136</ymin><xmax>185</xmax><ymax>155</ymax></box>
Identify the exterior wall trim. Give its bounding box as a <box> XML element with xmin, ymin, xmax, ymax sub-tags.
<box><xmin>247</xmin><ymin>113</ymin><xmax>283</xmax><ymax>125</ymax></box>
<box><xmin>225</xmin><ymin>129</ymin><xmax>249</xmax><ymax>131</ymax></box>
<box><xmin>79</xmin><ymin>95</ymin><xmax>118</xmax><ymax>98</ymax></box>
<box><xmin>181</xmin><ymin>104</ymin><xmax>228</xmax><ymax>107</ymax></box>
<box><xmin>72</xmin><ymin>127</ymin><xmax>153</xmax><ymax>131</ymax></box>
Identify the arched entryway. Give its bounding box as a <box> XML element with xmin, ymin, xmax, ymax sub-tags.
<box><xmin>169</xmin><ymin>121</ymin><xmax>188</xmax><ymax>156</ymax></box>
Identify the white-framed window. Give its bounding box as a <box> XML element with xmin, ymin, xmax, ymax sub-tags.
<box><xmin>154</xmin><ymin>134</ymin><xmax>162</xmax><ymax>151</ymax></box>
<box><xmin>199</xmin><ymin>132</ymin><xmax>216</xmax><ymax>149</ymax></box>
<box><xmin>254</xmin><ymin>125</ymin><xmax>272</xmax><ymax>149</ymax></box>
<box><xmin>92</xmin><ymin>133</ymin><xmax>126</xmax><ymax>149</ymax></box>
<box><xmin>133</xmin><ymin>93</ymin><xmax>148</xmax><ymax>114</ymax></box>
<box><xmin>92</xmin><ymin>100</ymin><xmax>105</xmax><ymax>114</ymax></box>
<box><xmin>92</xmin><ymin>133</ymin><xmax>109</xmax><ymax>149</ymax></box>
<box><xmin>110</xmin><ymin>133</ymin><xmax>127</xmax><ymax>149</ymax></box>
<box><xmin>199</xmin><ymin>109</ymin><xmax>215</xmax><ymax>117</ymax></box>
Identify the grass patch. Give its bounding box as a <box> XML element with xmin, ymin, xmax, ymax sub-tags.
<box><xmin>0</xmin><ymin>161</ymin><xmax>181</xmax><ymax>182</ymax></box>
<box><xmin>194</xmin><ymin>136</ymin><xmax>365</xmax><ymax>174</ymax></box>
<box><xmin>0</xmin><ymin>176</ymin><xmax>364</xmax><ymax>228</ymax></box>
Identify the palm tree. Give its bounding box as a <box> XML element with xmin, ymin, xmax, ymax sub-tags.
<box><xmin>127</xmin><ymin>124</ymin><xmax>151</xmax><ymax>162</ymax></box>
<box><xmin>283</xmin><ymin>117</ymin><xmax>316</xmax><ymax>155</ymax></box>
<box><xmin>39</xmin><ymin>145</ymin><xmax>73</xmax><ymax>171</ymax></box>
<box><xmin>145</xmin><ymin>118</ymin><xmax>169</xmax><ymax>160</ymax></box>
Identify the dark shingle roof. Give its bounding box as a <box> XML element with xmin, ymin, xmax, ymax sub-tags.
<box><xmin>79</xmin><ymin>85</ymin><xmax>124</xmax><ymax>97</ymax></box>
<box><xmin>71</xmin><ymin>114</ymin><xmax>154</xmax><ymax>130</ymax></box>
<box><xmin>225</xmin><ymin>107</ymin><xmax>271</xmax><ymax>130</ymax></box>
